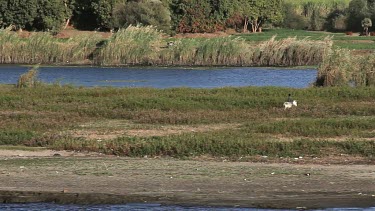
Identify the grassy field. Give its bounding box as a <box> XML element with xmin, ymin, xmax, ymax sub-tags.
<box><xmin>0</xmin><ymin>82</ymin><xmax>374</xmax><ymax>159</ymax></box>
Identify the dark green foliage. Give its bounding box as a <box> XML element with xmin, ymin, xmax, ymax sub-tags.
<box><xmin>113</xmin><ymin>0</ymin><xmax>171</xmax><ymax>33</ymax></box>
<box><xmin>171</xmin><ymin>0</ymin><xmax>221</xmax><ymax>33</ymax></box>
<box><xmin>71</xmin><ymin>0</ymin><xmax>98</xmax><ymax>30</ymax></box>
<box><xmin>72</xmin><ymin>0</ymin><xmax>118</xmax><ymax>30</ymax></box>
<box><xmin>281</xmin><ymin>1</ymin><xmax>350</xmax><ymax>32</ymax></box>
<box><xmin>325</xmin><ymin>9</ymin><xmax>348</xmax><ymax>32</ymax></box>
<box><xmin>33</xmin><ymin>0</ymin><xmax>68</xmax><ymax>34</ymax></box>
<box><xmin>281</xmin><ymin>3</ymin><xmax>308</xmax><ymax>30</ymax></box>
<box><xmin>0</xmin><ymin>0</ymin><xmax>72</xmax><ymax>33</ymax></box>
<box><xmin>91</xmin><ymin>0</ymin><xmax>116</xmax><ymax>30</ymax></box>
<box><xmin>0</xmin><ymin>0</ymin><xmax>38</xmax><ymax>30</ymax></box>
<box><xmin>170</xmin><ymin>0</ymin><xmax>283</xmax><ymax>33</ymax></box>
<box><xmin>347</xmin><ymin>0</ymin><xmax>371</xmax><ymax>32</ymax></box>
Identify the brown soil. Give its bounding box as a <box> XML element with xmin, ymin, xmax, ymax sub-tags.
<box><xmin>0</xmin><ymin>150</ymin><xmax>375</xmax><ymax>209</ymax></box>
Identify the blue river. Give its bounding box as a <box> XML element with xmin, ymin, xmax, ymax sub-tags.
<box><xmin>0</xmin><ymin>66</ymin><xmax>317</xmax><ymax>88</ymax></box>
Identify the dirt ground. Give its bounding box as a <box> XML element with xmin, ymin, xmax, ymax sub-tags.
<box><xmin>0</xmin><ymin>150</ymin><xmax>374</xmax><ymax>209</ymax></box>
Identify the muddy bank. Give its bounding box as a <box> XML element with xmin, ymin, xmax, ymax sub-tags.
<box><xmin>0</xmin><ymin>190</ymin><xmax>375</xmax><ymax>209</ymax></box>
<box><xmin>0</xmin><ymin>155</ymin><xmax>375</xmax><ymax>209</ymax></box>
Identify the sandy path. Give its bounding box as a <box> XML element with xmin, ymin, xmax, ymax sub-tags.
<box><xmin>0</xmin><ymin>150</ymin><xmax>374</xmax><ymax>209</ymax></box>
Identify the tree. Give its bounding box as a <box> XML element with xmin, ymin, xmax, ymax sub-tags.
<box><xmin>33</xmin><ymin>0</ymin><xmax>69</xmax><ymax>33</ymax></box>
<box><xmin>239</xmin><ymin>0</ymin><xmax>283</xmax><ymax>33</ymax></box>
<box><xmin>361</xmin><ymin>17</ymin><xmax>372</xmax><ymax>35</ymax></box>
<box><xmin>0</xmin><ymin>0</ymin><xmax>38</xmax><ymax>30</ymax></box>
<box><xmin>91</xmin><ymin>0</ymin><xmax>116</xmax><ymax>30</ymax></box>
<box><xmin>63</xmin><ymin>0</ymin><xmax>75</xmax><ymax>29</ymax></box>
<box><xmin>347</xmin><ymin>0</ymin><xmax>370</xmax><ymax>31</ymax></box>
<box><xmin>281</xmin><ymin>3</ymin><xmax>308</xmax><ymax>30</ymax></box>
<box><xmin>113</xmin><ymin>0</ymin><xmax>171</xmax><ymax>33</ymax></box>
<box><xmin>171</xmin><ymin>0</ymin><xmax>219</xmax><ymax>33</ymax></box>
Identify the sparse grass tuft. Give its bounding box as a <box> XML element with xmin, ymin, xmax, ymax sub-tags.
<box><xmin>17</xmin><ymin>67</ymin><xmax>40</xmax><ymax>88</ymax></box>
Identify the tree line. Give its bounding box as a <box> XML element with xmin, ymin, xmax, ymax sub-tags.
<box><xmin>0</xmin><ymin>0</ymin><xmax>374</xmax><ymax>34</ymax></box>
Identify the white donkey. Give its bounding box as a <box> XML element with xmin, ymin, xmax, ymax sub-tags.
<box><xmin>283</xmin><ymin>100</ymin><xmax>297</xmax><ymax>109</ymax></box>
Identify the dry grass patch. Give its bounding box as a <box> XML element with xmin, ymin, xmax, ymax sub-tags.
<box><xmin>68</xmin><ymin>120</ymin><xmax>240</xmax><ymax>140</ymax></box>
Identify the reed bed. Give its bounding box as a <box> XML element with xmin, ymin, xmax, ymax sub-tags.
<box><xmin>160</xmin><ymin>37</ymin><xmax>252</xmax><ymax>66</ymax></box>
<box><xmin>95</xmin><ymin>25</ymin><xmax>163</xmax><ymax>65</ymax></box>
<box><xmin>97</xmin><ymin>27</ymin><xmax>331</xmax><ymax>66</ymax></box>
<box><xmin>253</xmin><ymin>36</ymin><xmax>332</xmax><ymax>66</ymax></box>
<box><xmin>0</xmin><ymin>28</ymin><xmax>101</xmax><ymax>64</ymax></box>
<box><xmin>316</xmin><ymin>48</ymin><xmax>375</xmax><ymax>87</ymax></box>
<box><xmin>0</xmin><ymin>26</ymin><xmax>332</xmax><ymax>66</ymax></box>
<box><xmin>0</xmin><ymin>83</ymin><xmax>374</xmax><ymax>158</ymax></box>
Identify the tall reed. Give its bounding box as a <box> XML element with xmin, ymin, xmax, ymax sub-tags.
<box><xmin>0</xmin><ymin>28</ymin><xmax>101</xmax><ymax>64</ymax></box>
<box><xmin>159</xmin><ymin>37</ymin><xmax>252</xmax><ymax>66</ymax></box>
<box><xmin>95</xmin><ymin>25</ymin><xmax>163</xmax><ymax>65</ymax></box>
<box><xmin>253</xmin><ymin>36</ymin><xmax>332</xmax><ymax>66</ymax></box>
<box><xmin>316</xmin><ymin>48</ymin><xmax>375</xmax><ymax>87</ymax></box>
<box><xmin>0</xmin><ymin>26</ymin><xmax>332</xmax><ymax>67</ymax></box>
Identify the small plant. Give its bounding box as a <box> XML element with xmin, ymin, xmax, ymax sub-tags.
<box><xmin>17</xmin><ymin>66</ymin><xmax>40</xmax><ymax>88</ymax></box>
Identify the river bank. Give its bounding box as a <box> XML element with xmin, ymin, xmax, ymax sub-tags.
<box><xmin>0</xmin><ymin>152</ymin><xmax>375</xmax><ymax>209</ymax></box>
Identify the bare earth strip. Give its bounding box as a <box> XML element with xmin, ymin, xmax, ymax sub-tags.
<box><xmin>0</xmin><ymin>151</ymin><xmax>374</xmax><ymax>209</ymax></box>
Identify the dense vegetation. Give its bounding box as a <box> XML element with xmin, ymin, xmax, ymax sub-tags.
<box><xmin>0</xmin><ymin>26</ymin><xmax>330</xmax><ymax>67</ymax></box>
<box><xmin>316</xmin><ymin>49</ymin><xmax>375</xmax><ymax>86</ymax></box>
<box><xmin>1</xmin><ymin>0</ymin><xmax>374</xmax><ymax>34</ymax></box>
<box><xmin>0</xmin><ymin>75</ymin><xmax>374</xmax><ymax>158</ymax></box>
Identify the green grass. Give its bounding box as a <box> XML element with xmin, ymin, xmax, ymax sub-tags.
<box><xmin>334</xmin><ymin>42</ymin><xmax>375</xmax><ymax>50</ymax></box>
<box><xmin>0</xmin><ymin>83</ymin><xmax>374</xmax><ymax>158</ymax></box>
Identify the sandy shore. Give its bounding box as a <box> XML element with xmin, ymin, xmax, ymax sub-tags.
<box><xmin>0</xmin><ymin>150</ymin><xmax>374</xmax><ymax>209</ymax></box>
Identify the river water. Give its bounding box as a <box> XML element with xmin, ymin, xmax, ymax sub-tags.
<box><xmin>1</xmin><ymin>203</ymin><xmax>374</xmax><ymax>211</ymax></box>
<box><xmin>0</xmin><ymin>66</ymin><xmax>317</xmax><ymax>88</ymax></box>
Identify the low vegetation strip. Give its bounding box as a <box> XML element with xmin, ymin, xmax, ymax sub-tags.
<box><xmin>0</xmin><ymin>26</ymin><xmax>331</xmax><ymax>67</ymax></box>
<box><xmin>0</xmin><ymin>83</ymin><xmax>374</xmax><ymax>159</ymax></box>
